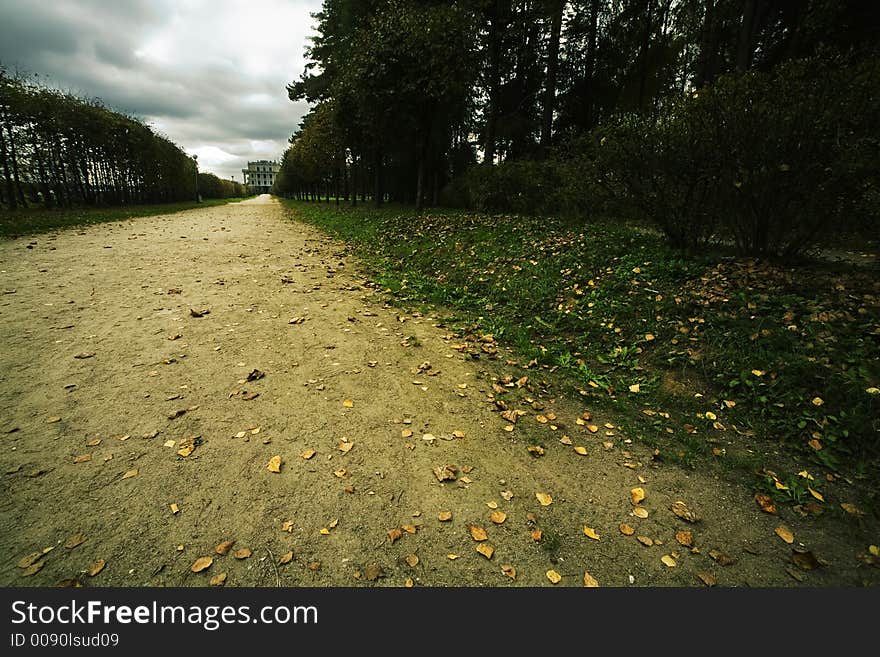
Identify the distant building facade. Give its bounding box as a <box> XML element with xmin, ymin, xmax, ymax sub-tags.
<box><xmin>241</xmin><ymin>160</ymin><xmax>280</xmax><ymax>194</ymax></box>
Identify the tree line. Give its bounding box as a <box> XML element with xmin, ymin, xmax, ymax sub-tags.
<box><xmin>276</xmin><ymin>0</ymin><xmax>878</xmax><ymax>256</ymax></box>
<box><xmin>0</xmin><ymin>68</ymin><xmax>241</xmax><ymax>210</ymax></box>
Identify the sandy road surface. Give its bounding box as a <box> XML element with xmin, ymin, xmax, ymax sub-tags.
<box><xmin>0</xmin><ymin>196</ymin><xmax>875</xmax><ymax>587</ymax></box>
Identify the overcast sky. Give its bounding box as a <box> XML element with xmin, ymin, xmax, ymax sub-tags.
<box><xmin>0</xmin><ymin>0</ymin><xmax>322</xmax><ymax>181</ymax></box>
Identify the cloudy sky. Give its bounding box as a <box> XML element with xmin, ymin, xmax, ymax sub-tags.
<box><xmin>0</xmin><ymin>0</ymin><xmax>323</xmax><ymax>181</ymax></box>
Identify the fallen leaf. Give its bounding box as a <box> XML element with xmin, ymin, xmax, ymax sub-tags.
<box><xmin>573</xmin><ymin>446</ymin><xmax>588</xmax><ymax>456</ymax></box>
<box><xmin>300</xmin><ymin>449</ymin><xmax>316</xmax><ymax>460</ymax></box>
<box><xmin>121</xmin><ymin>468</ymin><xmax>138</xmax><ymax>479</ymax></box>
<box><xmin>661</xmin><ymin>555</ymin><xmax>677</xmax><ymax>568</ymax></box>
<box><xmin>791</xmin><ymin>550</ymin><xmax>820</xmax><ymax>571</ymax></box>
<box><xmin>637</xmin><ymin>536</ymin><xmax>654</xmax><ymax>547</ymax></box>
<box><xmin>808</xmin><ymin>488</ymin><xmax>824</xmax><ymax>502</ymax></box>
<box><xmin>630</xmin><ymin>488</ymin><xmax>645</xmax><ymax>505</ymax></box>
<box><xmin>546</xmin><ymin>570</ymin><xmax>562</xmax><ymax>584</ymax></box>
<box><xmin>755</xmin><ymin>493</ymin><xmax>777</xmax><ymax>514</ymax></box>
<box><xmin>619</xmin><ymin>523</ymin><xmax>635</xmax><ymax>536</ymax></box>
<box><xmin>670</xmin><ymin>500</ymin><xmax>700</xmax><ymax>523</ymax></box>
<box><xmin>86</xmin><ymin>437</ymin><xmax>101</xmax><ymax>447</ymax></box>
<box><xmin>583</xmin><ymin>571</ymin><xmax>600</xmax><ymax>587</ymax></box>
<box><xmin>279</xmin><ymin>551</ymin><xmax>294</xmax><ymax>565</ymax></box>
<box><xmin>774</xmin><ymin>525</ymin><xmax>794</xmax><ymax>544</ymax></box>
<box><xmin>170</xmin><ymin>503</ymin><xmax>180</xmax><ymax>514</ymax></box>
<box><xmin>527</xmin><ymin>445</ymin><xmax>545</xmax><ymax>457</ymax></box>
<box><xmin>338</xmin><ymin>440</ymin><xmax>354</xmax><ymax>454</ymax></box>
<box><xmin>364</xmin><ymin>564</ymin><xmax>384</xmax><ymax>581</ymax></box>
<box><xmin>476</xmin><ymin>543</ymin><xmax>494</xmax><ymax>559</ymax></box>
<box><xmin>433</xmin><ymin>465</ymin><xmax>458</xmax><ymax>482</ymax></box>
<box><xmin>559</xmin><ymin>435</ymin><xmax>573</xmax><ymax>445</ymax></box>
<box><xmin>47</xmin><ymin>416</ymin><xmax>62</xmax><ymax>424</ymax></box>
<box><xmin>342</xmin><ymin>399</ymin><xmax>354</xmax><ymax>408</ymax></box>
<box><xmin>535</xmin><ymin>492</ymin><xmax>552</xmax><ymax>506</ymax></box>
<box><xmin>401</xmin><ymin>524</ymin><xmax>417</xmax><ymax>534</ymax></box>
<box><xmin>65</xmin><ymin>534</ymin><xmax>86</xmax><ymax>549</ymax></box>
<box><xmin>811</xmin><ymin>397</ymin><xmax>824</xmax><ymax>406</ymax></box>
<box><xmin>632</xmin><ymin>507</ymin><xmax>649</xmax><ymax>519</ymax></box>
<box><xmin>388</xmin><ymin>528</ymin><xmax>403</xmax><ymax>544</ymax></box>
<box><xmin>87</xmin><ymin>559</ymin><xmax>106</xmax><ymax>577</ymax></box>
<box><xmin>333</xmin><ymin>469</ymin><xmax>348</xmax><ymax>478</ymax></box>
<box><xmin>319</xmin><ymin>528</ymin><xmax>330</xmax><ymax>535</ymax></box>
<box><xmin>55</xmin><ymin>578</ymin><xmax>83</xmax><ymax>588</ymax></box>
<box><xmin>469</xmin><ymin>525</ymin><xmax>488</xmax><ymax>542</ymax></box>
<box><xmin>708</xmin><ymin>549</ymin><xmax>735</xmax><ymax>566</ymax></box>
<box><xmin>487</xmin><ymin>501</ymin><xmax>498</xmax><ymax>509</ymax></box>
<box><xmin>233</xmin><ymin>548</ymin><xmax>252</xmax><ymax>560</ymax></box>
<box><xmin>501</xmin><ymin>490</ymin><xmax>514</xmax><ymax>501</ymax></box>
<box><xmin>840</xmin><ymin>502</ymin><xmax>865</xmax><ymax>517</ymax></box>
<box><xmin>18</xmin><ymin>552</ymin><xmax>46</xmax><ymax>568</ymax></box>
<box><xmin>74</xmin><ymin>352</ymin><xmax>95</xmax><ymax>359</ymax></box>
<box><xmin>308</xmin><ymin>561</ymin><xmax>321</xmax><ymax>572</ymax></box>
<box><xmin>531</xmin><ymin>529</ymin><xmax>543</xmax><ymax>541</ymax></box>
<box><xmin>210</xmin><ymin>573</ymin><xmax>227</xmax><ymax>586</ymax></box>
<box><xmin>675</xmin><ymin>531</ymin><xmax>693</xmax><ymax>547</ymax></box>
<box><xmin>405</xmin><ymin>554</ymin><xmax>419</xmax><ymax>567</ymax></box>
<box><xmin>629</xmin><ymin>383</ymin><xmax>640</xmax><ymax>393</ymax></box>
<box><xmin>191</xmin><ymin>556</ymin><xmax>213</xmax><ymax>572</ymax></box>
<box><xmin>586</xmin><ymin>424</ymin><xmax>599</xmax><ymax>433</ymax></box>
<box><xmin>583</xmin><ymin>526</ymin><xmax>600</xmax><ymax>541</ymax></box>
<box><xmin>447</xmin><ymin>554</ymin><xmax>459</xmax><ymax>560</ymax></box>
<box><xmin>438</xmin><ymin>511</ymin><xmax>453</xmax><ymax>522</ymax></box>
<box><xmin>697</xmin><ymin>572</ymin><xmax>716</xmax><ymax>587</ymax></box>
<box><xmin>266</xmin><ymin>455</ymin><xmax>283</xmax><ymax>473</ymax></box>
<box><xmin>21</xmin><ymin>562</ymin><xmax>44</xmax><ymax>577</ymax></box>
<box><xmin>73</xmin><ymin>454</ymin><xmax>92</xmax><ymax>464</ymax></box>
<box><xmin>405</xmin><ymin>578</ymin><xmax>414</xmax><ymax>587</ymax></box>
<box><xmin>490</xmin><ymin>511</ymin><xmax>507</xmax><ymax>525</ymax></box>
<box><xmin>401</xmin><ymin>429</ymin><xmax>413</xmax><ymax>438</ymax></box>
<box><xmin>215</xmin><ymin>540</ymin><xmax>235</xmax><ymax>555</ymax></box>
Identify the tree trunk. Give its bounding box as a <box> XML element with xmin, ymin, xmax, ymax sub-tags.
<box><xmin>0</xmin><ymin>113</ymin><xmax>16</xmax><ymax>209</ymax></box>
<box><xmin>483</xmin><ymin>0</ymin><xmax>504</xmax><ymax>165</ymax></box>
<box><xmin>540</xmin><ymin>0</ymin><xmax>564</xmax><ymax>153</ymax></box>
<box><xmin>373</xmin><ymin>147</ymin><xmax>383</xmax><ymax>207</ymax></box>
<box><xmin>637</xmin><ymin>0</ymin><xmax>655</xmax><ymax>113</ymax></box>
<box><xmin>736</xmin><ymin>0</ymin><xmax>758</xmax><ymax>73</ymax></box>
<box><xmin>695</xmin><ymin>0</ymin><xmax>718</xmax><ymax>87</ymax></box>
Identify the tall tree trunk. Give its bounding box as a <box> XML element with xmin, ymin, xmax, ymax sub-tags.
<box><xmin>736</xmin><ymin>0</ymin><xmax>757</xmax><ymax>72</ymax></box>
<box><xmin>483</xmin><ymin>0</ymin><xmax>504</xmax><ymax>165</ymax></box>
<box><xmin>540</xmin><ymin>0</ymin><xmax>564</xmax><ymax>153</ymax></box>
<box><xmin>373</xmin><ymin>147</ymin><xmax>383</xmax><ymax>207</ymax></box>
<box><xmin>637</xmin><ymin>0</ymin><xmax>655</xmax><ymax>112</ymax></box>
<box><xmin>0</xmin><ymin>113</ymin><xmax>16</xmax><ymax>209</ymax></box>
<box><xmin>695</xmin><ymin>0</ymin><xmax>718</xmax><ymax>87</ymax></box>
<box><xmin>5</xmin><ymin>120</ymin><xmax>26</xmax><ymax>206</ymax></box>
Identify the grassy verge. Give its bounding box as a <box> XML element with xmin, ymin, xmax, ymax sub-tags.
<box><xmin>281</xmin><ymin>199</ymin><xmax>880</xmax><ymax>512</ymax></box>
<box><xmin>0</xmin><ymin>197</ymin><xmax>251</xmax><ymax>238</ymax></box>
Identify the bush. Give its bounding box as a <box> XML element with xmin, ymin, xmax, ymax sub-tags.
<box><xmin>598</xmin><ymin>55</ymin><xmax>880</xmax><ymax>256</ymax></box>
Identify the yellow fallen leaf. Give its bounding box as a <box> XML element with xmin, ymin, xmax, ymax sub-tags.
<box><xmin>121</xmin><ymin>468</ymin><xmax>138</xmax><ymax>480</ymax></box>
<box><xmin>619</xmin><ymin>523</ymin><xmax>635</xmax><ymax>536</ymax></box>
<box><xmin>535</xmin><ymin>492</ymin><xmax>553</xmax><ymax>506</ymax></box>
<box><xmin>487</xmin><ymin>501</ymin><xmax>498</xmax><ymax>509</ymax></box>
<box><xmin>573</xmin><ymin>446</ymin><xmax>587</xmax><ymax>455</ymax></box>
<box><xmin>586</xmin><ymin>424</ymin><xmax>599</xmax><ymax>433</ymax></box>
<box><xmin>808</xmin><ymin>488</ymin><xmax>824</xmax><ymax>502</ymax></box>
<box><xmin>279</xmin><ymin>551</ymin><xmax>294</xmax><ymax>565</ymax></box>
<box><xmin>47</xmin><ymin>416</ymin><xmax>62</xmax><ymax>424</ymax></box>
<box><xmin>210</xmin><ymin>573</ymin><xmax>227</xmax><ymax>586</ymax></box>
<box><xmin>438</xmin><ymin>511</ymin><xmax>453</xmax><ymax>522</ymax></box>
<box><xmin>469</xmin><ymin>525</ymin><xmax>488</xmax><ymax>541</ymax></box>
<box><xmin>630</xmin><ymin>487</ymin><xmax>645</xmax><ymax>505</ymax></box>
<box><xmin>869</xmin><ymin>545</ymin><xmax>879</xmax><ymax>557</ymax></box>
<box><xmin>583</xmin><ymin>571</ymin><xmax>599</xmax><ymax>587</ymax></box>
<box><xmin>170</xmin><ymin>503</ymin><xmax>180</xmax><ymax>514</ymax></box>
<box><xmin>447</xmin><ymin>554</ymin><xmax>459</xmax><ymax>560</ymax></box>
<box><xmin>405</xmin><ymin>554</ymin><xmax>419</xmax><ymax>567</ymax></box>
<box><xmin>811</xmin><ymin>397</ymin><xmax>824</xmax><ymax>406</ymax></box>
<box><xmin>281</xmin><ymin>521</ymin><xmax>294</xmax><ymax>533</ymax></box>
<box><xmin>87</xmin><ymin>559</ymin><xmax>106</xmax><ymax>577</ymax></box>
<box><xmin>405</xmin><ymin>578</ymin><xmax>414</xmax><ymax>587</ymax></box>
<box><xmin>267</xmin><ymin>455</ymin><xmax>282</xmax><ymax>473</ymax></box>
<box><xmin>342</xmin><ymin>399</ymin><xmax>354</xmax><ymax>408</ymax></box>
<box><xmin>644</xmin><ymin>334</ymin><xmax>655</xmax><ymax>342</ymax></box>
<box><xmin>866</xmin><ymin>387</ymin><xmax>880</xmax><ymax>395</ymax></box>
<box><xmin>191</xmin><ymin>556</ymin><xmax>213</xmax><ymax>572</ymax></box>
<box><xmin>490</xmin><ymin>511</ymin><xmax>507</xmax><ymax>525</ymax></box>
<box><xmin>73</xmin><ymin>454</ymin><xmax>91</xmax><ymax>464</ymax></box>
<box><xmin>546</xmin><ymin>570</ymin><xmax>562</xmax><ymax>584</ymax></box>
<box><xmin>705</xmin><ymin>411</ymin><xmax>717</xmax><ymax>421</ymax></box>
<box><xmin>840</xmin><ymin>502</ymin><xmax>864</xmax><ymax>517</ymax></box>
<box><xmin>401</xmin><ymin>524</ymin><xmax>417</xmax><ymax>534</ymax></box>
<box><xmin>338</xmin><ymin>440</ymin><xmax>354</xmax><ymax>453</ymax></box>
<box><xmin>319</xmin><ymin>528</ymin><xmax>330</xmax><ymax>535</ymax></box>
<box><xmin>661</xmin><ymin>555</ymin><xmax>677</xmax><ymax>568</ymax></box>
<box><xmin>774</xmin><ymin>525</ymin><xmax>795</xmax><ymax>544</ymax></box>
<box><xmin>751</xmin><ymin>369</ymin><xmax>765</xmax><ymax>376</ymax></box>
<box><xmin>675</xmin><ymin>531</ymin><xmax>693</xmax><ymax>547</ymax></box>
<box><xmin>583</xmin><ymin>526</ymin><xmax>600</xmax><ymax>541</ymax></box>
<box><xmin>629</xmin><ymin>384</ymin><xmax>640</xmax><ymax>393</ymax></box>
<box><xmin>531</xmin><ymin>529</ymin><xmax>543</xmax><ymax>541</ymax></box>
<box><xmin>215</xmin><ymin>540</ymin><xmax>235</xmax><ymax>555</ymax></box>
<box><xmin>401</xmin><ymin>429</ymin><xmax>413</xmax><ymax>438</ymax></box>
<box><xmin>632</xmin><ymin>507</ymin><xmax>649</xmax><ymax>519</ymax></box>
<box><xmin>560</xmin><ymin>435</ymin><xmax>573</xmax><ymax>445</ymax></box>
<box><xmin>501</xmin><ymin>564</ymin><xmax>517</xmax><ymax>579</ymax></box>
<box><xmin>388</xmin><ymin>529</ymin><xmax>403</xmax><ymax>544</ymax></box>
<box><xmin>476</xmin><ymin>543</ymin><xmax>494</xmax><ymax>559</ymax></box>
<box><xmin>233</xmin><ymin>548</ymin><xmax>252</xmax><ymax>559</ymax></box>
<box><xmin>300</xmin><ymin>449</ymin><xmax>316</xmax><ymax>459</ymax></box>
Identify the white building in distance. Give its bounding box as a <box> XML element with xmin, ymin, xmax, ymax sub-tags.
<box><xmin>242</xmin><ymin>160</ymin><xmax>280</xmax><ymax>194</ymax></box>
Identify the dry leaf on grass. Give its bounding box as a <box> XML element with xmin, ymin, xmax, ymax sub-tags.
<box><xmin>279</xmin><ymin>551</ymin><xmax>294</xmax><ymax>565</ymax></box>
<box><xmin>675</xmin><ymin>531</ymin><xmax>693</xmax><ymax>547</ymax></box>
<box><xmin>388</xmin><ymin>529</ymin><xmax>403</xmax><ymax>544</ymax></box>
<box><xmin>573</xmin><ymin>446</ymin><xmax>588</xmax><ymax>455</ymax></box>
<box><xmin>630</xmin><ymin>487</ymin><xmax>645</xmax><ymax>505</ymax></box>
<box><xmin>476</xmin><ymin>543</ymin><xmax>494</xmax><ymax>559</ymax></box>
<box><xmin>300</xmin><ymin>449</ymin><xmax>316</xmax><ymax>460</ymax></box>
<box><xmin>405</xmin><ymin>554</ymin><xmax>419</xmax><ymax>567</ymax></box>
<box><xmin>215</xmin><ymin>540</ymin><xmax>235</xmax><ymax>555</ymax></box>
<box><xmin>583</xmin><ymin>572</ymin><xmax>599</xmax><ymax>587</ymax></box>
<box><xmin>583</xmin><ymin>526</ymin><xmax>600</xmax><ymax>541</ymax></box>
<box><xmin>535</xmin><ymin>492</ymin><xmax>552</xmax><ymax>506</ymax></box>
<box><xmin>708</xmin><ymin>549</ymin><xmax>735</xmax><ymax>566</ymax></box>
<box><xmin>342</xmin><ymin>399</ymin><xmax>353</xmax><ymax>408</ymax></box>
<box><xmin>233</xmin><ymin>548</ymin><xmax>252</xmax><ymax>560</ymax></box>
<box><xmin>438</xmin><ymin>511</ymin><xmax>453</xmax><ymax>522</ymax></box>
<box><xmin>546</xmin><ymin>570</ymin><xmax>562</xmax><ymax>584</ymax></box>
<box><xmin>697</xmin><ymin>572</ymin><xmax>716</xmax><ymax>587</ymax></box>
<box><xmin>191</xmin><ymin>556</ymin><xmax>213</xmax><ymax>572</ymax></box>
<box><xmin>490</xmin><ymin>511</ymin><xmax>507</xmax><ymax>525</ymax></box>
<box><xmin>670</xmin><ymin>500</ymin><xmax>700</xmax><ymax>523</ymax></box>
<box><xmin>632</xmin><ymin>507</ymin><xmax>649</xmax><ymax>519</ymax></box>
<box><xmin>210</xmin><ymin>573</ymin><xmax>227</xmax><ymax>586</ymax></box>
<box><xmin>338</xmin><ymin>440</ymin><xmax>354</xmax><ymax>454</ymax></box>
<box><xmin>637</xmin><ymin>536</ymin><xmax>654</xmax><ymax>547</ymax></box>
<box><xmin>65</xmin><ymin>534</ymin><xmax>86</xmax><ymax>549</ymax></box>
<box><xmin>619</xmin><ymin>523</ymin><xmax>635</xmax><ymax>536</ymax></box>
<box><xmin>433</xmin><ymin>465</ymin><xmax>458</xmax><ymax>482</ymax></box>
<box><xmin>87</xmin><ymin>559</ymin><xmax>106</xmax><ymax>576</ymax></box>
<box><xmin>267</xmin><ymin>455</ymin><xmax>282</xmax><ymax>473</ymax></box>
<box><xmin>501</xmin><ymin>564</ymin><xmax>516</xmax><ymax>579</ymax></box>
<box><xmin>661</xmin><ymin>555</ymin><xmax>677</xmax><ymax>568</ymax></box>
<box><xmin>468</xmin><ymin>525</ymin><xmax>488</xmax><ymax>542</ymax></box>
<box><xmin>774</xmin><ymin>525</ymin><xmax>795</xmax><ymax>544</ymax></box>
<box><xmin>121</xmin><ymin>468</ymin><xmax>138</xmax><ymax>479</ymax></box>
<box><xmin>755</xmin><ymin>493</ymin><xmax>777</xmax><ymax>514</ymax></box>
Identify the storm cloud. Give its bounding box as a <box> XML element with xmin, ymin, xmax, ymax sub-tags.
<box><xmin>0</xmin><ymin>0</ymin><xmax>321</xmax><ymax>181</ymax></box>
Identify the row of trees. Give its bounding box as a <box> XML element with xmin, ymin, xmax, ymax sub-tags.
<box><xmin>276</xmin><ymin>0</ymin><xmax>878</xmax><ymax>254</ymax></box>
<box><xmin>0</xmin><ymin>68</ymin><xmax>200</xmax><ymax>209</ymax></box>
<box><xmin>198</xmin><ymin>172</ymin><xmax>248</xmax><ymax>199</ymax></box>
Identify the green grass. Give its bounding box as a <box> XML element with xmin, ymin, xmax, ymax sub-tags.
<box><xmin>280</xmin><ymin>198</ymin><xmax>880</xmax><ymax>504</ymax></box>
<box><xmin>0</xmin><ymin>197</ymin><xmax>251</xmax><ymax>238</ymax></box>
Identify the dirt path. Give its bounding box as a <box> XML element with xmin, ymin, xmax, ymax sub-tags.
<box><xmin>0</xmin><ymin>196</ymin><xmax>875</xmax><ymax>587</ymax></box>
